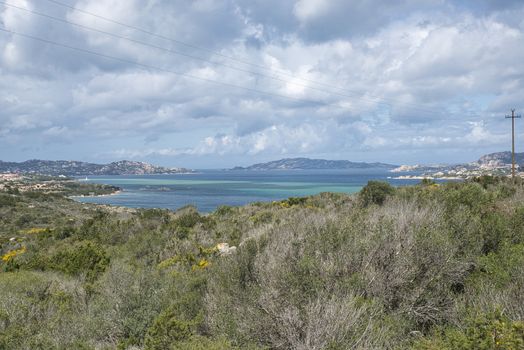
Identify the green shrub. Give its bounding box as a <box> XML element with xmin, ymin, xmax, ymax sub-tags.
<box><xmin>49</xmin><ymin>241</ymin><xmax>109</xmax><ymax>281</ymax></box>
<box><xmin>0</xmin><ymin>271</ymin><xmax>91</xmax><ymax>349</ymax></box>
<box><xmin>509</xmin><ymin>207</ymin><xmax>524</xmax><ymax>245</ymax></box>
<box><xmin>476</xmin><ymin>244</ymin><xmax>524</xmax><ymax>288</ymax></box>
<box><xmin>283</xmin><ymin>197</ymin><xmax>308</xmax><ymax>206</ymax></box>
<box><xmin>174</xmin><ymin>336</ymin><xmax>263</xmax><ymax>350</ymax></box>
<box><xmin>443</xmin><ymin>182</ymin><xmax>490</xmax><ymax>214</ymax></box>
<box><xmin>144</xmin><ymin>306</ymin><xmax>199</xmax><ymax>350</ymax></box>
<box><xmin>15</xmin><ymin>214</ymin><xmax>34</xmax><ymax>227</ymax></box>
<box><xmin>139</xmin><ymin>208</ymin><xmax>170</xmax><ymax>221</ymax></box>
<box><xmin>171</xmin><ymin>208</ymin><xmax>207</xmax><ymax>239</ymax></box>
<box><xmin>53</xmin><ymin>226</ymin><xmax>76</xmax><ymax>240</ymax></box>
<box><xmin>480</xmin><ymin>212</ymin><xmax>510</xmax><ymax>254</ymax></box>
<box><xmin>176</xmin><ymin>209</ymin><xmax>202</xmax><ymax>229</ymax></box>
<box><xmin>88</xmin><ymin>263</ymin><xmax>176</xmax><ymax>349</ymax></box>
<box><xmin>0</xmin><ymin>193</ymin><xmax>17</xmax><ymax>207</ymax></box>
<box><xmin>144</xmin><ymin>275</ymin><xmax>206</xmax><ymax>350</ymax></box>
<box><xmin>473</xmin><ymin>175</ymin><xmax>501</xmax><ymax>189</ymax></box>
<box><xmin>414</xmin><ymin>311</ymin><xmax>524</xmax><ymax>349</ymax></box>
<box><xmin>249</xmin><ymin>211</ymin><xmax>273</xmax><ymax>225</ymax></box>
<box><xmin>359</xmin><ymin>181</ymin><xmax>395</xmax><ymax>206</ymax></box>
<box><xmin>4</xmin><ymin>175</ymin><xmax>524</xmax><ymax>349</ymax></box>
<box><xmin>420</xmin><ymin>178</ymin><xmax>436</xmax><ymax>186</ymax></box>
<box><xmin>214</xmin><ymin>205</ymin><xmax>236</xmax><ymax>216</ymax></box>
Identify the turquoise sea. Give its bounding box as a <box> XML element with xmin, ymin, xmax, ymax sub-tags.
<box><xmin>74</xmin><ymin>169</ymin><xmax>426</xmax><ymax>212</ymax></box>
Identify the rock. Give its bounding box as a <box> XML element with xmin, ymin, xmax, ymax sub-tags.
<box><xmin>216</xmin><ymin>242</ymin><xmax>237</xmax><ymax>256</ymax></box>
<box><xmin>409</xmin><ymin>330</ymin><xmax>423</xmax><ymax>338</ymax></box>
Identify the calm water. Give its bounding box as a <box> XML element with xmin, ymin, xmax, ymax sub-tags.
<box><xmin>74</xmin><ymin>169</ymin><xmax>425</xmax><ymax>212</ymax></box>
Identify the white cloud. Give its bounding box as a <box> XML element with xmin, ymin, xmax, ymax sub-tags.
<box><xmin>464</xmin><ymin>121</ymin><xmax>505</xmax><ymax>145</ymax></box>
<box><xmin>42</xmin><ymin>126</ymin><xmax>71</xmax><ymax>140</ymax></box>
<box><xmin>67</xmin><ymin>0</ymin><xmax>140</xmax><ymax>33</ymax></box>
<box><xmin>1</xmin><ymin>0</ymin><xmax>523</xmax><ymax>166</ymax></box>
<box><xmin>293</xmin><ymin>0</ymin><xmax>331</xmax><ymax>22</ymax></box>
<box><xmin>2</xmin><ymin>42</ymin><xmax>20</xmax><ymax>67</ymax></box>
<box><xmin>192</xmin><ymin>123</ymin><xmax>326</xmax><ymax>156</ymax></box>
<box><xmin>1</xmin><ymin>0</ymin><xmax>33</xmax><ymax>31</ymax></box>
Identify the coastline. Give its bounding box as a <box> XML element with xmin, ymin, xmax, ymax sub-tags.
<box><xmin>392</xmin><ymin>175</ymin><xmax>464</xmax><ymax>180</ymax></box>
<box><xmin>69</xmin><ymin>189</ymin><xmax>123</xmax><ymax>198</ymax></box>
<box><xmin>77</xmin><ymin>172</ymin><xmax>196</xmax><ymax>178</ymax></box>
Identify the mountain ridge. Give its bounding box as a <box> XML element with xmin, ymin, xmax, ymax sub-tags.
<box><xmin>233</xmin><ymin>151</ymin><xmax>524</xmax><ymax>175</ymax></box>
<box><xmin>3</xmin><ymin>151</ymin><xmax>521</xmax><ymax>176</ymax></box>
<box><xmin>232</xmin><ymin>157</ymin><xmax>397</xmax><ymax>170</ymax></box>
<box><xmin>0</xmin><ymin>159</ymin><xmax>192</xmax><ymax>176</ymax></box>
<box><xmin>389</xmin><ymin>151</ymin><xmax>524</xmax><ymax>179</ymax></box>
<box><xmin>477</xmin><ymin>151</ymin><xmax>524</xmax><ymax>168</ymax></box>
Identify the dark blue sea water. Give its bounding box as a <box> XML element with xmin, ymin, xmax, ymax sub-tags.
<box><xmin>73</xmin><ymin>169</ymin><xmax>426</xmax><ymax>212</ymax></box>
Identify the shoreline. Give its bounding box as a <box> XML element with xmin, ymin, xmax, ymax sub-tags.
<box><xmin>392</xmin><ymin>175</ymin><xmax>464</xmax><ymax>180</ymax></box>
<box><xmin>76</xmin><ymin>172</ymin><xmax>196</xmax><ymax>179</ymax></box>
<box><xmin>69</xmin><ymin>190</ymin><xmax>123</xmax><ymax>198</ymax></box>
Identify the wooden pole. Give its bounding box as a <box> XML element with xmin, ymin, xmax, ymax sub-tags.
<box><xmin>506</xmin><ymin>109</ymin><xmax>521</xmax><ymax>180</ymax></box>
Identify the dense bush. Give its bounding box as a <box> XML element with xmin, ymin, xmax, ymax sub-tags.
<box><xmin>414</xmin><ymin>311</ymin><xmax>524</xmax><ymax>349</ymax></box>
<box><xmin>205</xmin><ymin>198</ymin><xmax>474</xmax><ymax>348</ymax></box>
<box><xmin>145</xmin><ymin>305</ymin><xmax>199</xmax><ymax>349</ymax></box>
<box><xmin>0</xmin><ymin>271</ymin><xmax>90</xmax><ymax>349</ymax></box>
<box><xmin>358</xmin><ymin>180</ymin><xmax>395</xmax><ymax>206</ymax></box>
<box><xmin>173</xmin><ymin>336</ymin><xmax>263</xmax><ymax>350</ymax></box>
<box><xmin>144</xmin><ymin>274</ymin><xmax>206</xmax><ymax>350</ymax></box>
<box><xmin>0</xmin><ymin>193</ymin><xmax>17</xmax><ymax>207</ymax></box>
<box><xmin>1</xmin><ymin>176</ymin><xmax>524</xmax><ymax>349</ymax></box>
<box><xmin>48</xmin><ymin>241</ymin><xmax>110</xmax><ymax>281</ymax></box>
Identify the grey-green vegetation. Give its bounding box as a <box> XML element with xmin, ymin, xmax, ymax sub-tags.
<box><xmin>1</xmin><ymin>176</ymin><xmax>523</xmax><ymax>349</ymax></box>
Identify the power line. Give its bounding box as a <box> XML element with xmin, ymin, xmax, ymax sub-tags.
<box><xmin>39</xmin><ymin>0</ymin><xmax>443</xmax><ymax>115</ymax></box>
<box><xmin>1</xmin><ymin>0</ymin><xmax>439</xmax><ymax>114</ymax></box>
<box><xmin>0</xmin><ymin>27</ymin><xmax>376</xmax><ymax>112</ymax></box>
<box><xmin>44</xmin><ymin>0</ymin><xmax>281</xmax><ymax>72</ymax></box>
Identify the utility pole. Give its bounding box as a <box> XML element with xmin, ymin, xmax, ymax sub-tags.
<box><xmin>505</xmin><ymin>109</ymin><xmax>521</xmax><ymax>180</ymax></box>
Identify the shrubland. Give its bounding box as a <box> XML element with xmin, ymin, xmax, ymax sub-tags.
<box><xmin>0</xmin><ymin>176</ymin><xmax>523</xmax><ymax>349</ymax></box>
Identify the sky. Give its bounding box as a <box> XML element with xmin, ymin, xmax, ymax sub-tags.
<box><xmin>1</xmin><ymin>0</ymin><xmax>524</xmax><ymax>169</ymax></box>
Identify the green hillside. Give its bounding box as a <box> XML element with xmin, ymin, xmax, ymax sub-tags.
<box><xmin>1</xmin><ymin>177</ymin><xmax>523</xmax><ymax>349</ymax></box>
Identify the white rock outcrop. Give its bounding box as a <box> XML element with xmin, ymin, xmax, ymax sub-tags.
<box><xmin>216</xmin><ymin>242</ymin><xmax>237</xmax><ymax>256</ymax></box>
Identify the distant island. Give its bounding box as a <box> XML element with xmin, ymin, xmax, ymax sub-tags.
<box><xmin>391</xmin><ymin>151</ymin><xmax>524</xmax><ymax>179</ymax></box>
<box><xmin>232</xmin><ymin>157</ymin><xmax>397</xmax><ymax>171</ymax></box>
<box><xmin>232</xmin><ymin>152</ymin><xmax>524</xmax><ymax>179</ymax></box>
<box><xmin>3</xmin><ymin>151</ymin><xmax>522</xmax><ymax>178</ymax></box>
<box><xmin>0</xmin><ymin>160</ymin><xmax>192</xmax><ymax>176</ymax></box>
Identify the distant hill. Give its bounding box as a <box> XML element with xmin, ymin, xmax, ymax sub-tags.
<box><xmin>477</xmin><ymin>151</ymin><xmax>524</xmax><ymax>168</ymax></box>
<box><xmin>389</xmin><ymin>151</ymin><xmax>524</xmax><ymax>178</ymax></box>
<box><xmin>232</xmin><ymin>158</ymin><xmax>397</xmax><ymax>171</ymax></box>
<box><xmin>0</xmin><ymin>160</ymin><xmax>192</xmax><ymax>176</ymax></box>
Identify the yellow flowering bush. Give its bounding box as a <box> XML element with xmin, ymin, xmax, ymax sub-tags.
<box><xmin>22</xmin><ymin>227</ymin><xmax>50</xmax><ymax>235</ymax></box>
<box><xmin>199</xmin><ymin>245</ymin><xmax>218</xmax><ymax>256</ymax></box>
<box><xmin>192</xmin><ymin>259</ymin><xmax>209</xmax><ymax>271</ymax></box>
<box><xmin>158</xmin><ymin>255</ymin><xmax>184</xmax><ymax>269</ymax></box>
<box><xmin>158</xmin><ymin>249</ymin><xmax>212</xmax><ymax>270</ymax></box>
<box><xmin>2</xmin><ymin>246</ymin><xmax>27</xmax><ymax>262</ymax></box>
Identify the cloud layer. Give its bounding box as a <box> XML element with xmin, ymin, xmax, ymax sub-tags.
<box><xmin>1</xmin><ymin>0</ymin><xmax>523</xmax><ymax>167</ymax></box>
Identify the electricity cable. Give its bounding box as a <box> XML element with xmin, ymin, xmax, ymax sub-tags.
<box><xmin>1</xmin><ymin>0</ymin><xmax>439</xmax><ymax>113</ymax></box>
<box><xmin>38</xmin><ymin>0</ymin><xmax>443</xmax><ymax>115</ymax></box>
<box><xmin>0</xmin><ymin>26</ymin><xmax>378</xmax><ymax>112</ymax></box>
